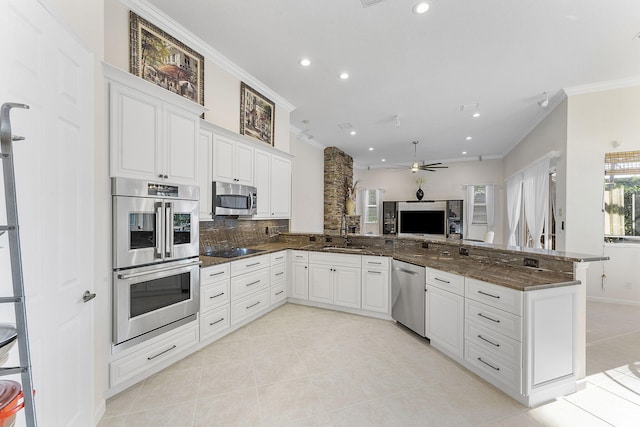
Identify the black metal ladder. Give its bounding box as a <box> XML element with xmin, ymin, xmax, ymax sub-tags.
<box><xmin>0</xmin><ymin>102</ymin><xmax>37</xmax><ymax>427</ymax></box>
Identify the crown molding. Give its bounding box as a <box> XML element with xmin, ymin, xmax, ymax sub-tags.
<box><xmin>122</xmin><ymin>0</ymin><xmax>296</xmax><ymax>112</ymax></box>
<box><xmin>563</xmin><ymin>75</ymin><xmax>640</xmax><ymax>96</ymax></box>
<box><xmin>290</xmin><ymin>125</ymin><xmax>326</xmax><ymax>150</ymax></box>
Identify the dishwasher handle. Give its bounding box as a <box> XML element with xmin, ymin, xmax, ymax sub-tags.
<box><xmin>395</xmin><ymin>268</ymin><xmax>419</xmax><ymax>276</ymax></box>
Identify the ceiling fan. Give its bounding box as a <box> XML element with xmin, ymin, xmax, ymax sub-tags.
<box><xmin>408</xmin><ymin>141</ymin><xmax>448</xmax><ymax>173</ymax></box>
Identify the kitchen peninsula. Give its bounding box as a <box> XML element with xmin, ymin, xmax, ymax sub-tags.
<box><xmin>196</xmin><ymin>232</ymin><xmax>606</xmax><ymax>408</ymax></box>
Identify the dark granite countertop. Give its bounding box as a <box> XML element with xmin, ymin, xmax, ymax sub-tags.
<box><xmin>200</xmin><ymin>240</ymin><xmax>584</xmax><ymax>292</ymax></box>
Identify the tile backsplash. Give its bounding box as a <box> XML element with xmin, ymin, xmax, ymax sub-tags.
<box><xmin>199</xmin><ymin>218</ymin><xmax>289</xmax><ymax>254</ymax></box>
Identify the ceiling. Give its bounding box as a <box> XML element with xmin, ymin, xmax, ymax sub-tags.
<box><xmin>145</xmin><ymin>0</ymin><xmax>640</xmax><ymax>168</ymax></box>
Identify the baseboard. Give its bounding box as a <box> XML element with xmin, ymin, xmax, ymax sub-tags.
<box><xmin>587</xmin><ymin>296</ymin><xmax>640</xmax><ymax>307</ymax></box>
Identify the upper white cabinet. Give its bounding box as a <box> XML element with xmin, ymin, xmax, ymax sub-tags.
<box><xmin>254</xmin><ymin>148</ymin><xmax>292</xmax><ymax>219</ymax></box>
<box><xmin>212</xmin><ymin>133</ymin><xmax>254</xmax><ymax>185</ymax></box>
<box><xmin>105</xmin><ymin>64</ymin><xmax>205</xmax><ymax>185</ymax></box>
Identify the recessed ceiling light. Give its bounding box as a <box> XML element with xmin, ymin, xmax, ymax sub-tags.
<box><xmin>299</xmin><ymin>58</ymin><xmax>311</xmax><ymax>67</ymax></box>
<box><xmin>351</xmin><ymin>131</ymin><xmax>357</xmax><ymax>136</ymax></box>
<box><xmin>472</xmin><ymin>112</ymin><xmax>480</xmax><ymax>118</ymax></box>
<box><xmin>339</xmin><ymin>72</ymin><xmax>350</xmax><ymax>80</ymax></box>
<box><xmin>381</xmin><ymin>158</ymin><xmax>386</xmax><ymax>162</ymax></box>
<box><xmin>368</xmin><ymin>147</ymin><xmax>374</xmax><ymax>151</ymax></box>
<box><xmin>413</xmin><ymin>2</ymin><xmax>429</xmax><ymax>14</ymax></box>
<box><xmin>462</xmin><ymin>151</ymin><xmax>467</xmax><ymax>155</ymax></box>
<box><xmin>466</xmin><ymin>136</ymin><xmax>472</xmax><ymax>141</ymax></box>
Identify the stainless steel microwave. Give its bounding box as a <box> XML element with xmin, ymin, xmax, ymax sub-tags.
<box><xmin>212</xmin><ymin>181</ymin><xmax>257</xmax><ymax>216</ymax></box>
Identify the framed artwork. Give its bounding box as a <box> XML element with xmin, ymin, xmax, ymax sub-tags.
<box><xmin>240</xmin><ymin>82</ymin><xmax>275</xmax><ymax>146</ymax></box>
<box><xmin>129</xmin><ymin>11</ymin><xmax>204</xmax><ymax>106</ymax></box>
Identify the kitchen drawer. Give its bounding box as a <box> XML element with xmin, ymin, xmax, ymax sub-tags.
<box><xmin>200</xmin><ymin>305</ymin><xmax>230</xmax><ymax>341</ymax></box>
<box><xmin>466</xmin><ymin>300</ymin><xmax>522</xmax><ymax>342</ymax></box>
<box><xmin>231</xmin><ymin>254</ymin><xmax>270</xmax><ymax>276</ymax></box>
<box><xmin>271</xmin><ymin>282</ymin><xmax>287</xmax><ymax>305</ymax></box>
<box><xmin>362</xmin><ymin>256</ymin><xmax>389</xmax><ymax>270</ymax></box>
<box><xmin>465</xmin><ymin>320</ymin><xmax>521</xmax><ymax>365</ymax></box>
<box><xmin>200</xmin><ymin>279</ymin><xmax>230</xmax><ymax>311</ymax></box>
<box><xmin>466</xmin><ymin>278</ymin><xmax>523</xmax><ymax>316</ymax></box>
<box><xmin>271</xmin><ymin>263</ymin><xmax>287</xmax><ymax>283</ymax></box>
<box><xmin>290</xmin><ymin>250</ymin><xmax>308</xmax><ymax>263</ymax></box>
<box><xmin>427</xmin><ymin>268</ymin><xmax>465</xmax><ymax>296</ymax></box>
<box><xmin>230</xmin><ymin>268</ymin><xmax>270</xmax><ymax>300</ymax></box>
<box><xmin>270</xmin><ymin>251</ymin><xmax>287</xmax><ymax>265</ymax></box>
<box><xmin>110</xmin><ymin>322</ymin><xmax>198</xmax><ymax>387</ymax></box>
<box><xmin>465</xmin><ymin>340</ymin><xmax>522</xmax><ymax>393</ymax></box>
<box><xmin>231</xmin><ymin>288</ymin><xmax>270</xmax><ymax>325</ymax></box>
<box><xmin>201</xmin><ymin>263</ymin><xmax>230</xmax><ymax>286</ymax></box>
<box><xmin>309</xmin><ymin>252</ymin><xmax>362</xmax><ymax>267</ymax></box>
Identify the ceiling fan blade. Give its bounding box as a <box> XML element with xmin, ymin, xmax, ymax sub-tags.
<box><xmin>418</xmin><ymin>165</ymin><xmax>448</xmax><ymax>170</ymax></box>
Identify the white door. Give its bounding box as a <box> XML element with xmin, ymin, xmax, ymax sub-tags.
<box><xmin>0</xmin><ymin>1</ymin><xmax>95</xmax><ymax>426</ymax></box>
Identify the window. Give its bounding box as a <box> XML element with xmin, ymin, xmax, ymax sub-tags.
<box><xmin>604</xmin><ymin>150</ymin><xmax>640</xmax><ymax>241</ymax></box>
<box><xmin>472</xmin><ymin>185</ymin><xmax>487</xmax><ymax>224</ymax></box>
<box><xmin>365</xmin><ymin>189</ymin><xmax>378</xmax><ymax>223</ymax></box>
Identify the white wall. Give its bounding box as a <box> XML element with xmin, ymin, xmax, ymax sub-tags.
<box><xmin>565</xmin><ymin>85</ymin><xmax>640</xmax><ymax>303</ymax></box>
<box><xmin>290</xmin><ymin>134</ymin><xmax>324</xmax><ymax>233</ymax></box>
<box><xmin>355</xmin><ymin>159</ymin><xmax>505</xmax><ymax>243</ymax></box>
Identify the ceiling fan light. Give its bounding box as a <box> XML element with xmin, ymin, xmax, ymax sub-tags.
<box><xmin>411</xmin><ymin>162</ymin><xmax>419</xmax><ymax>173</ymax></box>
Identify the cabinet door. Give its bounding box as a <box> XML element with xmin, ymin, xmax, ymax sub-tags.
<box><xmin>253</xmin><ymin>149</ymin><xmax>271</xmax><ymax>218</ymax></box>
<box><xmin>426</xmin><ymin>285</ymin><xmax>464</xmax><ymax>359</ymax></box>
<box><xmin>212</xmin><ymin>134</ymin><xmax>235</xmax><ymax>183</ymax></box>
<box><xmin>290</xmin><ymin>261</ymin><xmax>309</xmax><ymax>300</ymax></box>
<box><xmin>197</xmin><ymin>127</ymin><xmax>214</xmax><ymax>219</ymax></box>
<box><xmin>270</xmin><ymin>155</ymin><xmax>291</xmax><ymax>218</ymax></box>
<box><xmin>333</xmin><ymin>266</ymin><xmax>361</xmax><ymax>309</ymax></box>
<box><xmin>309</xmin><ymin>264</ymin><xmax>333</xmax><ymax>304</ymax></box>
<box><xmin>362</xmin><ymin>269</ymin><xmax>389</xmax><ymax>313</ymax></box>
<box><xmin>110</xmin><ymin>84</ymin><xmax>161</xmax><ymax>180</ymax></box>
<box><xmin>164</xmin><ymin>105</ymin><xmax>198</xmax><ymax>184</ymax></box>
<box><xmin>234</xmin><ymin>143</ymin><xmax>254</xmax><ymax>185</ymax></box>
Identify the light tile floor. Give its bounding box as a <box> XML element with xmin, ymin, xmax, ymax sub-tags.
<box><xmin>99</xmin><ymin>300</ymin><xmax>640</xmax><ymax>426</ymax></box>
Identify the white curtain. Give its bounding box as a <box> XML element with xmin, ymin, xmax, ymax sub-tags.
<box><xmin>486</xmin><ymin>184</ymin><xmax>495</xmax><ymax>231</ymax></box>
<box><xmin>506</xmin><ymin>174</ymin><xmax>523</xmax><ymax>246</ymax></box>
<box><xmin>522</xmin><ymin>158</ymin><xmax>550</xmax><ymax>249</ymax></box>
<box><xmin>465</xmin><ymin>185</ymin><xmax>475</xmax><ymax>239</ymax></box>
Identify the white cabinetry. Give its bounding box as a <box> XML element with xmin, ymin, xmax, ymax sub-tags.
<box><xmin>197</xmin><ymin>125</ymin><xmax>214</xmax><ymax>219</ymax></box>
<box><xmin>212</xmin><ymin>133</ymin><xmax>254</xmax><ymax>185</ymax></box>
<box><xmin>199</xmin><ymin>263</ymin><xmax>231</xmax><ymax>342</ymax></box>
<box><xmin>105</xmin><ymin>66</ymin><xmax>205</xmax><ymax>185</ymax></box>
<box><xmin>254</xmin><ymin>149</ymin><xmax>292</xmax><ymax>218</ymax></box>
<box><xmin>270</xmin><ymin>251</ymin><xmax>288</xmax><ymax>306</ymax></box>
<box><xmin>229</xmin><ymin>255</ymin><xmax>270</xmax><ymax>325</ymax></box>
<box><xmin>361</xmin><ymin>256</ymin><xmax>390</xmax><ymax>314</ymax></box>
<box><xmin>289</xmin><ymin>251</ymin><xmax>309</xmax><ymax>300</ymax></box>
<box><xmin>308</xmin><ymin>252</ymin><xmax>362</xmax><ymax>309</ymax></box>
<box><xmin>425</xmin><ymin>268</ymin><xmax>465</xmax><ymax>360</ymax></box>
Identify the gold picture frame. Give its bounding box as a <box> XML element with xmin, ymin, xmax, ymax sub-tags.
<box><xmin>240</xmin><ymin>82</ymin><xmax>275</xmax><ymax>146</ymax></box>
<box><xmin>129</xmin><ymin>12</ymin><xmax>204</xmax><ymax>106</ymax></box>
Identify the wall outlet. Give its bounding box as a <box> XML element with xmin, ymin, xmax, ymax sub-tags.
<box><xmin>325</xmin><ymin>237</ymin><xmax>333</xmax><ymax>243</ymax></box>
<box><xmin>265</xmin><ymin>226</ymin><xmax>269</xmax><ymax>235</ymax></box>
<box><xmin>523</xmin><ymin>258</ymin><xmax>539</xmax><ymax>268</ymax></box>
<box><xmin>422</xmin><ymin>242</ymin><xmax>429</xmax><ymax>249</ymax></box>
<box><xmin>309</xmin><ymin>236</ymin><xmax>316</xmax><ymax>242</ymax></box>
<box><xmin>459</xmin><ymin>247</ymin><xmax>469</xmax><ymax>256</ymax></box>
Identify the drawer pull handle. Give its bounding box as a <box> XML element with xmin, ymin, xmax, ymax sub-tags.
<box><xmin>478</xmin><ymin>290</ymin><xmax>500</xmax><ymax>299</ymax></box>
<box><xmin>209</xmin><ymin>317</ymin><xmax>225</xmax><ymax>326</ymax></box>
<box><xmin>210</xmin><ymin>292</ymin><xmax>225</xmax><ymax>299</ymax></box>
<box><xmin>245</xmin><ymin>280</ymin><xmax>261</xmax><ymax>287</ymax></box>
<box><xmin>477</xmin><ymin>357</ymin><xmax>500</xmax><ymax>371</ymax></box>
<box><xmin>246</xmin><ymin>262</ymin><xmax>261</xmax><ymax>267</ymax></box>
<box><xmin>368</xmin><ymin>261</ymin><xmax>382</xmax><ymax>265</ymax></box>
<box><xmin>275</xmin><ymin>256</ymin><xmax>284</xmax><ymax>260</ymax></box>
<box><xmin>246</xmin><ymin>301</ymin><xmax>261</xmax><ymax>309</ymax></box>
<box><xmin>210</xmin><ymin>271</ymin><xmax>225</xmax><ymax>277</ymax></box>
<box><xmin>296</xmin><ymin>255</ymin><xmax>303</xmax><ymax>258</ymax></box>
<box><xmin>477</xmin><ymin>334</ymin><xmax>500</xmax><ymax>347</ymax></box>
<box><xmin>477</xmin><ymin>313</ymin><xmax>500</xmax><ymax>323</ymax></box>
<box><xmin>147</xmin><ymin>345</ymin><xmax>177</xmax><ymax>361</ymax></box>
<box><xmin>275</xmin><ymin>272</ymin><xmax>284</xmax><ymax>276</ymax></box>
<box><xmin>435</xmin><ymin>277</ymin><xmax>450</xmax><ymax>284</ymax></box>
<box><xmin>275</xmin><ymin>290</ymin><xmax>284</xmax><ymax>296</ymax></box>
<box><xmin>368</xmin><ymin>270</ymin><xmax>382</xmax><ymax>274</ymax></box>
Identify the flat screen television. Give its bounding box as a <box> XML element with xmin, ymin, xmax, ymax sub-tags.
<box><xmin>399</xmin><ymin>210</ymin><xmax>446</xmax><ymax>235</ymax></box>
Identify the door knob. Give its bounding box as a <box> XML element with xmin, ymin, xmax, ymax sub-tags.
<box><xmin>82</xmin><ymin>290</ymin><xmax>96</xmax><ymax>303</ymax></box>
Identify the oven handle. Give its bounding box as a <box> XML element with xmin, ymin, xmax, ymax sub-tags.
<box><xmin>117</xmin><ymin>260</ymin><xmax>200</xmax><ymax>280</ymax></box>
<box><xmin>165</xmin><ymin>202</ymin><xmax>174</xmax><ymax>258</ymax></box>
<box><xmin>155</xmin><ymin>203</ymin><xmax>163</xmax><ymax>258</ymax></box>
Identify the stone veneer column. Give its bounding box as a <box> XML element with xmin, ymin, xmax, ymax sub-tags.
<box><xmin>324</xmin><ymin>147</ymin><xmax>353</xmax><ymax>235</ymax></box>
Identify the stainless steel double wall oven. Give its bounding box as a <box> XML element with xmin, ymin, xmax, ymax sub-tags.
<box><xmin>112</xmin><ymin>178</ymin><xmax>200</xmax><ymax>350</ymax></box>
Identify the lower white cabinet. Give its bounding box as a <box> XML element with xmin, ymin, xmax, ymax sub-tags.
<box><xmin>270</xmin><ymin>251</ymin><xmax>287</xmax><ymax>306</ymax></box>
<box><xmin>231</xmin><ymin>288</ymin><xmax>270</xmax><ymax>325</ymax></box>
<box><xmin>361</xmin><ymin>256</ymin><xmax>390</xmax><ymax>314</ymax></box>
<box><xmin>425</xmin><ymin>284</ymin><xmax>464</xmax><ymax>359</ymax></box>
<box><xmin>200</xmin><ymin>305</ymin><xmax>230</xmax><ymax>341</ymax></box>
<box><xmin>308</xmin><ymin>253</ymin><xmax>362</xmax><ymax>309</ymax></box>
<box><xmin>200</xmin><ymin>263</ymin><xmax>231</xmax><ymax>342</ymax></box>
<box><xmin>290</xmin><ymin>251</ymin><xmax>309</xmax><ymax>300</ymax></box>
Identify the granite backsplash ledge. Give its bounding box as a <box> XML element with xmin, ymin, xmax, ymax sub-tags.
<box><xmin>200</xmin><ymin>218</ymin><xmax>288</xmax><ymax>254</ymax></box>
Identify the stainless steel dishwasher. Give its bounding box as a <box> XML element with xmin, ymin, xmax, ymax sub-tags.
<box><xmin>391</xmin><ymin>259</ymin><xmax>426</xmax><ymax>336</ymax></box>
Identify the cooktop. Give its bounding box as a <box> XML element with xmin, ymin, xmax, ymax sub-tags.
<box><xmin>204</xmin><ymin>248</ymin><xmax>265</xmax><ymax>258</ymax></box>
